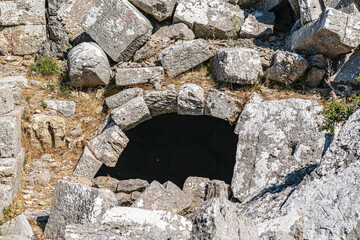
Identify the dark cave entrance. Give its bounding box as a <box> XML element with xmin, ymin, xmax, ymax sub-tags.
<box><xmin>95</xmin><ymin>114</ymin><xmax>238</xmax><ymax>188</ymax></box>
<box><xmin>273</xmin><ymin>0</ymin><xmax>297</xmax><ymax>33</ymax></box>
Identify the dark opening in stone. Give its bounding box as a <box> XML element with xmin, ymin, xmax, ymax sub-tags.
<box><xmin>273</xmin><ymin>0</ymin><xmax>296</xmax><ymax>33</ymax></box>
<box><xmin>95</xmin><ymin>114</ymin><xmax>238</xmax><ymax>188</ymax></box>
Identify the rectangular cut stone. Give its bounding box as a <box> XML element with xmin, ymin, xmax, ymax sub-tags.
<box><xmin>105</xmin><ymin>88</ymin><xmax>143</xmax><ymax>109</ymax></box>
<box><xmin>4</xmin><ymin>107</ymin><xmax>24</xmax><ymax>153</ymax></box>
<box><xmin>0</xmin><ymin>86</ymin><xmax>14</xmax><ymax>114</ymax></box>
<box><xmin>0</xmin><ymin>75</ymin><xmax>28</xmax><ymax>105</ymax></box>
<box><xmin>111</xmin><ymin>96</ymin><xmax>152</xmax><ymax>130</ymax></box>
<box><xmin>177</xmin><ymin>84</ymin><xmax>205</xmax><ymax>115</ymax></box>
<box><xmin>159</xmin><ymin>39</ymin><xmax>213</xmax><ymax>77</ymax></box>
<box><xmin>88</xmin><ymin>125</ymin><xmax>129</xmax><ymax>167</ymax></box>
<box><xmin>0</xmin><ymin>25</ymin><xmax>46</xmax><ymax>55</ymax></box>
<box><xmin>0</xmin><ymin>115</ymin><xmax>20</xmax><ymax>158</ymax></box>
<box><xmin>323</xmin><ymin>0</ymin><xmax>360</xmax><ymax>14</ymax></box>
<box><xmin>115</xmin><ymin>67</ymin><xmax>164</xmax><ymax>87</ymax></box>
<box><xmin>73</xmin><ymin>147</ymin><xmax>103</xmax><ymax>180</ymax></box>
<box><xmin>298</xmin><ymin>0</ymin><xmax>323</xmax><ymax>24</ymax></box>
<box><xmin>144</xmin><ymin>90</ymin><xmax>178</xmax><ymax>116</ymax></box>
<box><xmin>81</xmin><ymin>0</ymin><xmax>153</xmax><ymax>62</ymax></box>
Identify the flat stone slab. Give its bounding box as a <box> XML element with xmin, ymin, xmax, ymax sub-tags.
<box><xmin>177</xmin><ymin>84</ymin><xmax>205</xmax><ymax>115</ymax></box>
<box><xmin>111</xmin><ymin>96</ymin><xmax>152</xmax><ymax>130</ymax></box>
<box><xmin>115</xmin><ymin>67</ymin><xmax>164</xmax><ymax>87</ymax></box>
<box><xmin>159</xmin><ymin>39</ymin><xmax>213</xmax><ymax>77</ymax></box>
<box><xmin>88</xmin><ymin>125</ymin><xmax>129</xmax><ymax>167</ymax></box>
<box><xmin>82</xmin><ymin>0</ymin><xmax>153</xmax><ymax>62</ymax></box>
<box><xmin>73</xmin><ymin>147</ymin><xmax>103</xmax><ymax>180</ymax></box>
<box><xmin>43</xmin><ymin>100</ymin><xmax>76</xmax><ymax>118</ymax></box>
<box><xmin>174</xmin><ymin>0</ymin><xmax>245</xmax><ymax>39</ymax></box>
<box><xmin>144</xmin><ymin>90</ymin><xmax>178</xmax><ymax>116</ymax></box>
<box><xmin>129</xmin><ymin>0</ymin><xmax>177</xmax><ymax>22</ymax></box>
<box><xmin>213</xmin><ymin>48</ymin><xmax>263</xmax><ymax>85</ymax></box>
<box><xmin>105</xmin><ymin>88</ymin><xmax>143</xmax><ymax>109</ymax></box>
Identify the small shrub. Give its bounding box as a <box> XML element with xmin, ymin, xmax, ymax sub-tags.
<box><xmin>41</xmin><ymin>101</ymin><xmax>47</xmax><ymax>109</ymax></box>
<box><xmin>31</xmin><ymin>57</ymin><xmax>60</xmax><ymax>76</ymax></box>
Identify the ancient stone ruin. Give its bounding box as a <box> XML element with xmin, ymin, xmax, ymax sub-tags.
<box><xmin>1</xmin><ymin>0</ymin><xmax>360</xmax><ymax>239</ymax></box>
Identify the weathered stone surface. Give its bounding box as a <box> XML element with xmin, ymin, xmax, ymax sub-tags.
<box><xmin>240</xmin><ymin>11</ymin><xmax>275</xmax><ymax>39</ymax></box>
<box><xmin>48</xmin><ymin>0</ymin><xmax>67</xmax><ymax>16</ymax></box>
<box><xmin>298</xmin><ymin>0</ymin><xmax>323</xmax><ymax>24</ymax></box>
<box><xmin>73</xmin><ymin>147</ymin><xmax>103</xmax><ymax>180</ymax></box>
<box><xmin>177</xmin><ymin>84</ymin><xmax>205</xmax><ymax>116</ymax></box>
<box><xmin>174</xmin><ymin>0</ymin><xmax>245</xmax><ymax>39</ymax></box>
<box><xmin>28</xmin><ymin>114</ymin><xmax>65</xmax><ymax>149</ymax></box>
<box><xmin>265</xmin><ymin>50</ymin><xmax>309</xmax><ymax>84</ymax></box>
<box><xmin>64</xmin><ymin>207</ymin><xmax>192</xmax><ymax>240</ymax></box>
<box><xmin>82</xmin><ymin>0</ymin><xmax>153</xmax><ymax>62</ymax></box>
<box><xmin>134</xmin><ymin>23</ymin><xmax>195</xmax><ymax>61</ymax></box>
<box><xmin>332</xmin><ymin>51</ymin><xmax>360</xmax><ymax>90</ymax></box>
<box><xmin>0</xmin><ymin>0</ymin><xmax>46</xmax><ymax>26</ymax></box>
<box><xmin>88</xmin><ymin>125</ymin><xmax>129</xmax><ymax>167</ymax></box>
<box><xmin>43</xmin><ymin>100</ymin><xmax>76</xmax><ymax>118</ymax></box>
<box><xmin>232</xmin><ymin>94</ymin><xmax>325</xmax><ymax>202</ymax></box>
<box><xmin>0</xmin><ymin>214</ymin><xmax>33</xmax><ymax>239</ymax></box>
<box><xmin>308</xmin><ymin>54</ymin><xmax>328</xmax><ymax>69</ymax></box>
<box><xmin>287</xmin><ymin>8</ymin><xmax>360</xmax><ymax>58</ymax></box>
<box><xmin>132</xmin><ymin>181</ymin><xmax>192</xmax><ymax>214</ymax></box>
<box><xmin>213</xmin><ymin>48</ymin><xmax>263</xmax><ymax>85</ymax></box>
<box><xmin>323</xmin><ymin>0</ymin><xmax>360</xmax><ymax>14</ymax></box>
<box><xmin>0</xmin><ymin>25</ymin><xmax>46</xmax><ymax>55</ymax></box>
<box><xmin>105</xmin><ymin>88</ymin><xmax>143</xmax><ymax>109</ymax></box>
<box><xmin>204</xmin><ymin>89</ymin><xmax>241</xmax><ymax>123</ymax></box>
<box><xmin>0</xmin><ymin>75</ymin><xmax>27</xmax><ymax>105</ymax></box>
<box><xmin>205</xmin><ymin>180</ymin><xmax>230</xmax><ymax>200</ymax></box>
<box><xmin>159</xmin><ymin>39</ymin><xmax>213</xmax><ymax>77</ymax></box>
<box><xmin>68</xmin><ymin>42</ymin><xmax>110</xmax><ymax>88</ymax></box>
<box><xmin>129</xmin><ymin>0</ymin><xmax>177</xmax><ymax>21</ymax></box>
<box><xmin>183</xmin><ymin>177</ymin><xmax>210</xmax><ymax>208</ymax></box>
<box><xmin>238</xmin><ymin>0</ymin><xmax>261</xmax><ymax>6</ymax></box>
<box><xmin>306</xmin><ymin>67</ymin><xmax>326</xmax><ymax>88</ymax></box>
<box><xmin>144</xmin><ymin>90</ymin><xmax>178</xmax><ymax>116</ymax></box>
<box><xmin>115</xmin><ymin>67</ymin><xmax>164</xmax><ymax>87</ymax></box>
<box><xmin>0</xmin><ymin>235</ymin><xmax>30</xmax><ymax>240</ymax></box>
<box><xmin>93</xmin><ymin>176</ymin><xmax>120</xmax><ymax>192</ymax></box>
<box><xmin>191</xmin><ymin>198</ymin><xmax>258</xmax><ymax>240</ymax></box>
<box><xmin>45</xmin><ymin>180</ymin><xmax>117</xmax><ymax>240</ymax></box>
<box><xmin>111</xmin><ymin>96</ymin><xmax>152</xmax><ymax>130</ymax></box>
<box><xmin>0</xmin><ymin>86</ymin><xmax>14</xmax><ymax>115</ymax></box>
<box><xmin>117</xmin><ymin>179</ymin><xmax>149</xmax><ymax>193</ymax></box>
<box><xmin>0</xmin><ymin>115</ymin><xmax>20</xmax><ymax>157</ymax></box>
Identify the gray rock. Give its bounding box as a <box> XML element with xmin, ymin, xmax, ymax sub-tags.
<box><xmin>232</xmin><ymin>95</ymin><xmax>325</xmax><ymax>202</ymax></box>
<box><xmin>73</xmin><ymin>147</ymin><xmax>103</xmax><ymax>180</ymax></box>
<box><xmin>204</xmin><ymin>89</ymin><xmax>241</xmax><ymax>123</ymax></box>
<box><xmin>159</xmin><ymin>39</ymin><xmax>213</xmax><ymax>77</ymax></box>
<box><xmin>308</xmin><ymin>54</ymin><xmax>328</xmax><ymax>69</ymax></box>
<box><xmin>0</xmin><ymin>214</ymin><xmax>33</xmax><ymax>239</ymax></box>
<box><xmin>81</xmin><ymin>0</ymin><xmax>153</xmax><ymax>62</ymax></box>
<box><xmin>132</xmin><ymin>181</ymin><xmax>192</xmax><ymax>214</ymax></box>
<box><xmin>190</xmin><ymin>198</ymin><xmax>258</xmax><ymax>240</ymax></box>
<box><xmin>205</xmin><ymin>180</ymin><xmax>230</xmax><ymax>200</ymax></box>
<box><xmin>323</xmin><ymin>0</ymin><xmax>360</xmax><ymax>14</ymax></box>
<box><xmin>44</xmin><ymin>180</ymin><xmax>117</xmax><ymax>240</ymax></box>
<box><xmin>116</xmin><ymin>179</ymin><xmax>149</xmax><ymax>193</ymax></box>
<box><xmin>105</xmin><ymin>88</ymin><xmax>143</xmax><ymax>109</ymax></box>
<box><xmin>183</xmin><ymin>177</ymin><xmax>210</xmax><ymax>208</ymax></box>
<box><xmin>129</xmin><ymin>0</ymin><xmax>177</xmax><ymax>22</ymax></box>
<box><xmin>0</xmin><ymin>75</ymin><xmax>28</xmax><ymax>105</ymax></box>
<box><xmin>64</xmin><ymin>206</ymin><xmax>192</xmax><ymax>240</ymax></box>
<box><xmin>240</xmin><ymin>11</ymin><xmax>275</xmax><ymax>39</ymax></box>
<box><xmin>68</xmin><ymin>42</ymin><xmax>110</xmax><ymax>87</ymax></box>
<box><xmin>298</xmin><ymin>0</ymin><xmax>323</xmax><ymax>24</ymax></box>
<box><xmin>93</xmin><ymin>176</ymin><xmax>120</xmax><ymax>192</ymax></box>
<box><xmin>144</xmin><ymin>90</ymin><xmax>178</xmax><ymax>116</ymax></box>
<box><xmin>0</xmin><ymin>0</ymin><xmax>45</xmax><ymax>26</ymax></box>
<box><xmin>48</xmin><ymin>0</ymin><xmax>67</xmax><ymax>16</ymax></box>
<box><xmin>43</xmin><ymin>100</ymin><xmax>76</xmax><ymax>118</ymax></box>
<box><xmin>265</xmin><ymin>50</ymin><xmax>309</xmax><ymax>84</ymax></box>
<box><xmin>177</xmin><ymin>84</ymin><xmax>205</xmax><ymax>116</ymax></box>
<box><xmin>115</xmin><ymin>192</ymin><xmax>133</xmax><ymax>206</ymax></box>
<box><xmin>306</xmin><ymin>67</ymin><xmax>326</xmax><ymax>88</ymax></box>
<box><xmin>115</xmin><ymin>67</ymin><xmax>164</xmax><ymax>87</ymax></box>
<box><xmin>238</xmin><ymin>0</ymin><xmax>261</xmax><ymax>6</ymax></box>
<box><xmin>213</xmin><ymin>48</ymin><xmax>263</xmax><ymax>85</ymax></box>
<box><xmin>88</xmin><ymin>125</ymin><xmax>129</xmax><ymax>167</ymax></box>
<box><xmin>174</xmin><ymin>0</ymin><xmax>245</xmax><ymax>39</ymax></box>
<box><xmin>332</xmin><ymin>51</ymin><xmax>360</xmax><ymax>90</ymax></box>
<box><xmin>0</xmin><ymin>86</ymin><xmax>14</xmax><ymax>115</ymax></box>
<box><xmin>287</xmin><ymin>8</ymin><xmax>360</xmax><ymax>58</ymax></box>
<box><xmin>111</xmin><ymin>96</ymin><xmax>152</xmax><ymax>130</ymax></box>
<box><xmin>0</xmin><ymin>114</ymin><xmax>20</xmax><ymax>158</ymax></box>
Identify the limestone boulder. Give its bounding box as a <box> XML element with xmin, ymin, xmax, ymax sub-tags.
<box><xmin>160</xmin><ymin>39</ymin><xmax>213</xmax><ymax>77</ymax></box>
<box><xmin>0</xmin><ymin>75</ymin><xmax>28</xmax><ymax>105</ymax></box>
<box><xmin>0</xmin><ymin>0</ymin><xmax>45</xmax><ymax>26</ymax></box>
<box><xmin>331</xmin><ymin>51</ymin><xmax>360</xmax><ymax>91</ymax></box>
<box><xmin>105</xmin><ymin>88</ymin><xmax>143</xmax><ymax>109</ymax></box>
<box><xmin>322</xmin><ymin>0</ymin><xmax>360</xmax><ymax>14</ymax></box>
<box><xmin>73</xmin><ymin>147</ymin><xmax>103</xmax><ymax>180</ymax></box>
<box><xmin>0</xmin><ymin>86</ymin><xmax>14</xmax><ymax>115</ymax></box>
<box><xmin>144</xmin><ymin>90</ymin><xmax>178</xmax><ymax>116</ymax></box>
<box><xmin>213</xmin><ymin>48</ymin><xmax>263</xmax><ymax>85</ymax></box>
<box><xmin>129</xmin><ymin>0</ymin><xmax>177</xmax><ymax>22</ymax></box>
<box><xmin>177</xmin><ymin>84</ymin><xmax>205</xmax><ymax>116</ymax></box>
<box><xmin>265</xmin><ymin>50</ymin><xmax>309</xmax><ymax>84</ymax></box>
<box><xmin>305</xmin><ymin>67</ymin><xmax>326</xmax><ymax>88</ymax></box>
<box><xmin>68</xmin><ymin>42</ymin><xmax>110</xmax><ymax>88</ymax></box>
<box><xmin>43</xmin><ymin>100</ymin><xmax>76</xmax><ymax>118</ymax></box>
<box><xmin>183</xmin><ymin>177</ymin><xmax>210</xmax><ymax>208</ymax></box>
<box><xmin>240</xmin><ymin>11</ymin><xmax>275</xmax><ymax>39</ymax></box>
<box><xmin>174</xmin><ymin>0</ymin><xmax>245</xmax><ymax>39</ymax></box>
<box><xmin>205</xmin><ymin>180</ymin><xmax>230</xmax><ymax>200</ymax></box>
<box><xmin>298</xmin><ymin>0</ymin><xmax>323</xmax><ymax>24</ymax></box>
<box><xmin>81</xmin><ymin>0</ymin><xmax>153</xmax><ymax>62</ymax></box>
<box><xmin>115</xmin><ymin>67</ymin><xmax>164</xmax><ymax>87</ymax></box>
<box><xmin>0</xmin><ymin>116</ymin><xmax>20</xmax><ymax>158</ymax></box>
<box><xmin>44</xmin><ymin>180</ymin><xmax>117</xmax><ymax>240</ymax></box>
<box><xmin>92</xmin><ymin>176</ymin><xmax>120</xmax><ymax>193</ymax></box>
<box><xmin>232</xmin><ymin>94</ymin><xmax>325</xmax><ymax>202</ymax></box>
<box><xmin>88</xmin><ymin>125</ymin><xmax>129</xmax><ymax>167</ymax></box>
<box><xmin>0</xmin><ymin>214</ymin><xmax>33</xmax><ymax>239</ymax></box>
<box><xmin>117</xmin><ymin>179</ymin><xmax>149</xmax><ymax>193</ymax></box>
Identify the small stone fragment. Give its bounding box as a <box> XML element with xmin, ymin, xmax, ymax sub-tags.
<box><xmin>306</xmin><ymin>67</ymin><xmax>326</xmax><ymax>88</ymax></box>
<box><xmin>73</xmin><ymin>147</ymin><xmax>103</xmax><ymax>180</ymax></box>
<box><xmin>93</xmin><ymin>176</ymin><xmax>120</xmax><ymax>192</ymax></box>
<box><xmin>240</xmin><ymin>11</ymin><xmax>275</xmax><ymax>39</ymax></box>
<box><xmin>183</xmin><ymin>176</ymin><xmax>210</xmax><ymax>208</ymax></box>
<box><xmin>128</xmin><ymin>0</ymin><xmax>177</xmax><ymax>22</ymax></box>
<box><xmin>205</xmin><ymin>180</ymin><xmax>230</xmax><ymax>200</ymax></box>
<box><xmin>116</xmin><ymin>179</ymin><xmax>149</xmax><ymax>193</ymax></box>
<box><xmin>43</xmin><ymin>100</ymin><xmax>76</xmax><ymax>118</ymax></box>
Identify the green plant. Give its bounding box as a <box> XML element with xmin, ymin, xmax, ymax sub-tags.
<box><xmin>41</xmin><ymin>101</ymin><xmax>47</xmax><ymax>109</ymax></box>
<box><xmin>231</xmin><ymin>14</ymin><xmax>240</xmax><ymax>38</ymax></box>
<box><xmin>31</xmin><ymin>57</ymin><xmax>60</xmax><ymax>76</ymax></box>
<box><xmin>25</xmin><ymin>96</ymin><xmax>31</xmax><ymax>103</ymax></box>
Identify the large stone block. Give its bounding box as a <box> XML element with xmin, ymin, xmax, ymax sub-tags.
<box><xmin>115</xmin><ymin>67</ymin><xmax>164</xmax><ymax>87</ymax></box>
<box><xmin>174</xmin><ymin>0</ymin><xmax>245</xmax><ymax>39</ymax></box>
<box><xmin>82</xmin><ymin>0</ymin><xmax>153</xmax><ymax>62</ymax></box>
<box><xmin>129</xmin><ymin>0</ymin><xmax>177</xmax><ymax>22</ymax></box>
<box><xmin>0</xmin><ymin>86</ymin><xmax>14</xmax><ymax>115</ymax></box>
<box><xmin>177</xmin><ymin>84</ymin><xmax>205</xmax><ymax>115</ymax></box>
<box><xmin>213</xmin><ymin>48</ymin><xmax>263</xmax><ymax>85</ymax></box>
<box><xmin>0</xmin><ymin>115</ymin><xmax>20</xmax><ymax>158</ymax></box>
<box><xmin>287</xmin><ymin>8</ymin><xmax>360</xmax><ymax>58</ymax></box>
<box><xmin>105</xmin><ymin>88</ymin><xmax>143</xmax><ymax>109</ymax></box>
<box><xmin>331</xmin><ymin>51</ymin><xmax>360</xmax><ymax>90</ymax></box>
<box><xmin>0</xmin><ymin>214</ymin><xmax>33</xmax><ymax>239</ymax></box>
<box><xmin>323</xmin><ymin>0</ymin><xmax>360</xmax><ymax>14</ymax></box>
<box><xmin>144</xmin><ymin>90</ymin><xmax>178</xmax><ymax>116</ymax></box>
<box><xmin>111</xmin><ymin>96</ymin><xmax>152</xmax><ymax>130</ymax></box>
<box><xmin>298</xmin><ymin>0</ymin><xmax>323</xmax><ymax>24</ymax></box>
<box><xmin>88</xmin><ymin>125</ymin><xmax>129</xmax><ymax>167</ymax></box>
<box><xmin>68</xmin><ymin>42</ymin><xmax>110</xmax><ymax>87</ymax></box>
<box><xmin>44</xmin><ymin>180</ymin><xmax>117</xmax><ymax>240</ymax></box>
<box><xmin>0</xmin><ymin>75</ymin><xmax>28</xmax><ymax>105</ymax></box>
<box><xmin>73</xmin><ymin>147</ymin><xmax>103</xmax><ymax>180</ymax></box>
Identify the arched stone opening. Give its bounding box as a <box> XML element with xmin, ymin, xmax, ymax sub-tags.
<box><xmin>95</xmin><ymin>113</ymin><xmax>238</xmax><ymax>188</ymax></box>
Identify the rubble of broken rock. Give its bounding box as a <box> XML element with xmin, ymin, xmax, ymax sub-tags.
<box><xmin>1</xmin><ymin>0</ymin><xmax>360</xmax><ymax>239</ymax></box>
